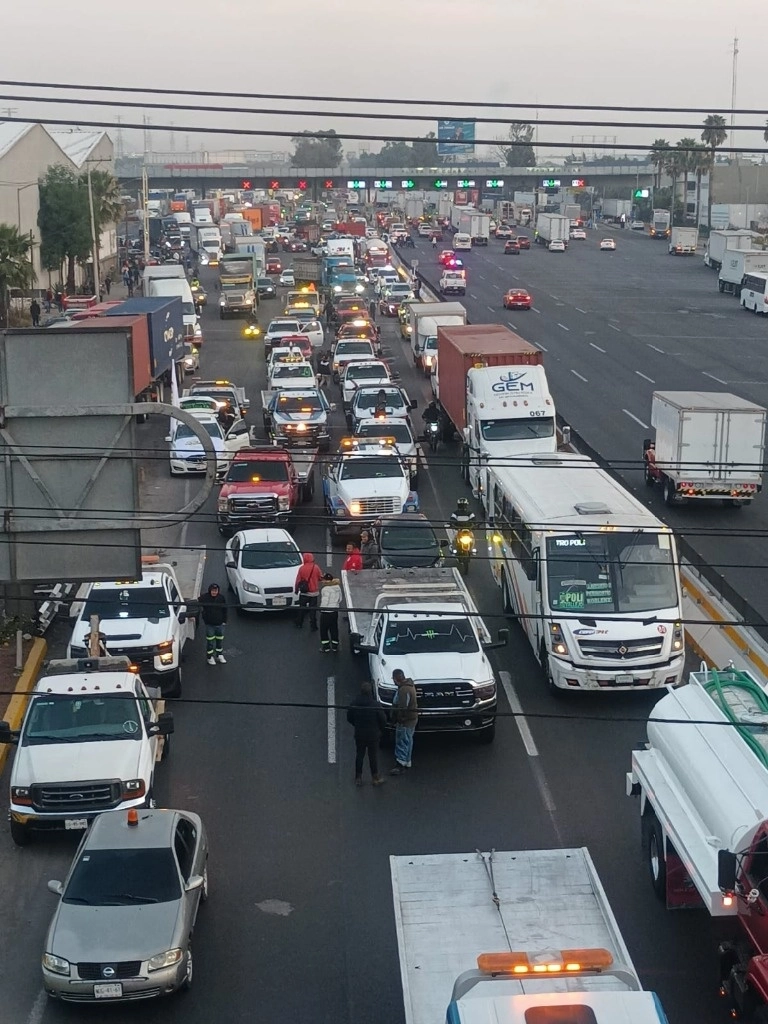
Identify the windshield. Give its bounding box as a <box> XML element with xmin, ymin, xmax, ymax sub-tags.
<box><xmin>481</xmin><ymin>418</ymin><xmax>555</xmax><ymax>442</ymax></box>
<box><xmin>356</xmin><ymin>391</ymin><xmax>405</xmax><ymax>411</ymax></box>
<box><xmin>340</xmin><ymin>457</ymin><xmax>404</xmax><ymax>481</ymax></box>
<box><xmin>175</xmin><ymin>421</ymin><xmax>222</xmax><ymax>441</ymax></box>
<box><xmin>276</xmin><ymin>395</ymin><xmax>322</xmax><ymax>414</ymax></box>
<box><xmin>63</xmin><ymin>848</ymin><xmax>181</xmax><ymax>906</ymax></box>
<box><xmin>240</xmin><ymin>542</ymin><xmax>301</xmax><ymax>570</ymax></box>
<box><xmin>424</xmin><ymin>337</ymin><xmax>438</xmax><ymax>352</ymax></box>
<box><xmin>382</xmin><ymin>617</ymin><xmax>478</xmax><ymax>655</ymax></box>
<box><xmin>270</xmin><ymin>321</ymin><xmax>300</xmax><ymax>332</ymax></box>
<box><xmin>347</xmin><ymin>364</ymin><xmax>388</xmax><ymax>381</ymax></box>
<box><xmin>337</xmin><ymin>343</ymin><xmax>374</xmax><ymax>356</ymax></box>
<box><xmin>82</xmin><ymin>586</ymin><xmax>170</xmax><ymax>621</ymax></box>
<box><xmin>23</xmin><ymin>695</ymin><xmax>143</xmax><ymax>745</ymax></box>
<box><xmin>274</xmin><ymin>365</ymin><xmax>313</xmax><ymax>379</ymax></box>
<box><xmin>357</xmin><ymin>423</ymin><xmax>412</xmax><ymax>445</ymax></box>
<box><xmin>227</xmin><ymin>460</ymin><xmax>288</xmax><ymax>483</ymax></box>
<box><xmin>381</xmin><ymin>525</ymin><xmax>438</xmax><ymax>553</ymax></box>
<box><xmin>387</xmin><ymin>285</ymin><xmax>411</xmax><ymax>295</ymax></box>
<box><xmin>546</xmin><ymin>532</ymin><xmax>678</xmax><ymax>615</ymax></box>
<box><xmin>258</xmin><ymin>278</ymin><xmax>273</xmax><ymax>286</ymax></box>
<box><xmin>181</xmin><ymin>301</ymin><xmax>196</xmax><ymax>316</ymax></box>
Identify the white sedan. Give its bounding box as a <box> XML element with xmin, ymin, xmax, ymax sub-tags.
<box><xmin>225</xmin><ymin>528</ymin><xmax>302</xmax><ymax>613</ymax></box>
<box><xmin>279</xmin><ymin>269</ymin><xmax>296</xmax><ymax>286</ymax></box>
<box><xmin>600</xmin><ymin>238</ymin><xmax>617</xmax><ymax>251</ymax></box>
<box><xmin>569</xmin><ymin>228</ymin><xmax>587</xmax><ymax>240</ymax></box>
<box><xmin>166</xmin><ymin>415</ymin><xmax>250</xmax><ymax>477</ymax></box>
<box><xmin>548</xmin><ymin>239</ymin><xmax>566</xmax><ymax>252</ymax></box>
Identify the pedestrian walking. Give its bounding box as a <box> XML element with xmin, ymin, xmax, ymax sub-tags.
<box><xmin>127</xmin><ymin>277</ymin><xmax>134</xmax><ymax>297</ymax></box>
<box><xmin>294</xmin><ymin>552</ymin><xmax>323</xmax><ymax>630</ymax></box>
<box><xmin>346</xmin><ymin>682</ymin><xmax>386</xmax><ymax>786</ymax></box>
<box><xmin>317</xmin><ymin>349</ymin><xmax>331</xmax><ymax>388</ymax></box>
<box><xmin>319</xmin><ymin>571</ymin><xmax>341</xmax><ymax>652</ymax></box>
<box><xmin>360</xmin><ymin>529</ymin><xmax>379</xmax><ymax>569</ymax></box>
<box><xmin>55</xmin><ymin>290</ymin><xmax>64</xmax><ymax>312</ymax></box>
<box><xmin>390</xmin><ymin>669</ymin><xmax>418</xmax><ymax>774</ymax></box>
<box><xmin>29</xmin><ymin>299</ymin><xmax>41</xmax><ymax>327</ymax></box>
<box><xmin>342</xmin><ymin>543</ymin><xmax>363</xmax><ymax>572</ymax></box>
<box><xmin>104</xmin><ymin>274</ymin><xmax>112</xmax><ymax>295</ymax></box>
<box><xmin>368</xmin><ymin>297</ymin><xmax>377</xmax><ymax>322</ymax></box>
<box><xmin>197</xmin><ymin>583</ymin><xmax>228</xmax><ymax>665</ymax></box>
<box><xmin>44</xmin><ymin>288</ymin><xmax>53</xmax><ymax>313</ymax></box>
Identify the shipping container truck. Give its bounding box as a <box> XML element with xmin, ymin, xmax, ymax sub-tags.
<box><xmin>704</xmin><ymin>229</ymin><xmax>755</xmax><ymax>270</ymax></box>
<box><xmin>643</xmin><ymin>391</ymin><xmax>766</xmax><ymax>506</ymax></box>
<box><xmin>241</xmin><ymin>207</ymin><xmax>262</xmax><ymax>232</ymax></box>
<box><xmin>601</xmin><ymin>198</ymin><xmax>632</xmax><ymax>222</ymax></box>
<box><xmin>668</xmin><ymin>226</ymin><xmax>698</xmax><ymax>255</ymax></box>
<box><xmin>404</xmin><ymin>198</ymin><xmax>424</xmax><ymax>222</ymax></box>
<box><xmin>450</xmin><ymin>205</ymin><xmax>475</xmax><ymax>231</ymax></box>
<box><xmin>534</xmin><ymin>212</ymin><xmax>569</xmax><ymax>245</ymax></box>
<box><xmin>292</xmin><ymin>255</ymin><xmax>323</xmax><ymax>286</ymax></box>
<box><xmin>54</xmin><ymin>319</ymin><xmax>153</xmax><ymax>401</ymax></box>
<box><xmin>105</xmin><ymin>296</ymin><xmax>186</xmax><ymax>380</ymax></box>
<box><xmin>719</xmin><ymin>248</ymin><xmax>768</xmax><ymax>296</ymax></box>
<box><xmin>627</xmin><ymin>663</ymin><xmax>768</xmax><ymax>1020</ymax></box>
<box><xmin>392</xmin><ymin>848</ymin><xmax>668</xmax><ymax>1024</ymax></box>
<box><xmin>649</xmin><ymin>208</ymin><xmax>671</xmax><ymax>239</ymax></box>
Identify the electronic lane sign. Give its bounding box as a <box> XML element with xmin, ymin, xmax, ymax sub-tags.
<box><xmin>347</xmin><ymin>179</ymin><xmax>366</xmax><ymax>189</ymax></box>
<box><xmin>401</xmin><ymin>179</ymin><xmax>415</xmax><ymax>189</ymax></box>
<box><xmin>374</xmin><ymin>179</ymin><xmax>393</xmax><ymax>190</ymax></box>
<box><xmin>433</xmin><ymin>179</ymin><xmax>449</xmax><ymax>189</ymax></box>
<box><xmin>542</xmin><ymin>178</ymin><xmax>561</xmax><ymax>188</ymax></box>
<box><xmin>485</xmin><ymin>179</ymin><xmax>505</xmax><ymax>188</ymax></box>
<box><xmin>571</xmin><ymin>178</ymin><xmax>588</xmax><ymax>187</ymax></box>
<box><xmin>634</xmin><ymin>188</ymin><xmax>650</xmax><ymax>198</ymax></box>
<box><xmin>457</xmin><ymin>179</ymin><xmax>476</xmax><ymax>188</ymax></box>
<box><xmin>323</xmin><ymin>179</ymin><xmax>334</xmax><ymax>189</ymax></box>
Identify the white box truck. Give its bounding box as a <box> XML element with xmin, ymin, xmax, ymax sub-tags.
<box><xmin>409</xmin><ymin>300</ymin><xmax>467</xmax><ymax>370</ymax></box>
<box><xmin>668</xmin><ymin>226</ymin><xmax>698</xmax><ymax>255</ymax></box>
<box><xmin>719</xmin><ymin>248</ymin><xmax>768</xmax><ymax>296</ymax></box>
<box><xmin>535</xmin><ymin>212</ymin><xmax>569</xmax><ymax>245</ymax></box>
<box><xmin>704</xmin><ymin>229</ymin><xmax>754</xmax><ymax>270</ymax></box>
<box><xmin>643</xmin><ymin>391</ymin><xmax>766</xmax><ymax>506</ymax></box>
<box><xmin>392</xmin><ymin>848</ymin><xmax>668</xmax><ymax>1024</ymax></box>
<box><xmin>468</xmin><ymin>212</ymin><xmax>490</xmax><ymax>245</ymax></box>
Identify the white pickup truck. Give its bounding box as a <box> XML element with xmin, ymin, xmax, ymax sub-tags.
<box><xmin>439</xmin><ymin>270</ymin><xmax>467</xmax><ymax>295</ymax></box>
<box><xmin>0</xmin><ymin>656</ymin><xmax>173</xmax><ymax>846</ymax></box>
<box><xmin>341</xmin><ymin>567</ymin><xmax>506</xmax><ymax>741</ymax></box>
<box><xmin>67</xmin><ymin>549</ymin><xmax>206</xmax><ymax>697</ymax></box>
<box><xmin>322</xmin><ymin>438</ymin><xmax>418</xmax><ymax>537</ymax></box>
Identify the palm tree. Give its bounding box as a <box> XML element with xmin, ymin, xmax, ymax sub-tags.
<box><xmin>648</xmin><ymin>139</ymin><xmax>671</xmax><ymax>189</ymax></box>
<box><xmin>672</xmin><ymin>140</ymin><xmax>699</xmax><ymax>226</ymax></box>
<box><xmin>0</xmin><ymin>224</ymin><xmax>34</xmax><ymax>327</ymax></box>
<box><xmin>701</xmin><ymin>114</ymin><xmax>728</xmax><ymax>228</ymax></box>
<box><xmin>84</xmin><ymin>169</ymin><xmax>123</xmax><ymax>232</ymax></box>
<box><xmin>692</xmin><ymin>146</ymin><xmax>712</xmax><ymax>229</ymax></box>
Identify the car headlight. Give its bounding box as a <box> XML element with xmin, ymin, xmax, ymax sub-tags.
<box><xmin>43</xmin><ymin>953</ymin><xmax>71</xmax><ymax>976</ymax></box>
<box><xmin>548</xmin><ymin>622</ymin><xmax>570</xmax><ymax>657</ymax></box>
<box><xmin>218</xmin><ymin>497</ymin><xmax>229</xmax><ymax>511</ymax></box>
<box><xmin>475</xmin><ymin>682</ymin><xmax>496</xmax><ymax>701</ymax></box>
<box><xmin>12</xmin><ymin>786</ymin><xmax>31</xmax><ymax>805</ymax></box>
<box><xmin>121</xmin><ymin>778</ymin><xmax>146</xmax><ymax>800</ymax></box>
<box><xmin>672</xmin><ymin>621</ymin><xmax>684</xmax><ymax>651</ymax></box>
<box><xmin>278</xmin><ymin>496</ymin><xmax>290</xmax><ymax>510</ymax></box>
<box><xmin>219</xmin><ymin>299</ymin><xmax>226</xmax><ymax>306</ymax></box>
<box><xmin>147</xmin><ymin>948</ymin><xmax>184</xmax><ymax>972</ymax></box>
<box><xmin>349</xmin><ymin>500</ymin><xmax>362</xmax><ymax>516</ymax></box>
<box><xmin>242</xmin><ymin>581</ymin><xmax>261</xmax><ymax>594</ymax></box>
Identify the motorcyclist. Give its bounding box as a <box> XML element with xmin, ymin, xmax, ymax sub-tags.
<box><xmin>422</xmin><ymin>400</ymin><xmax>440</xmax><ymax>429</ymax></box>
<box><xmin>450</xmin><ymin>497</ymin><xmax>476</xmax><ymax>529</ymax></box>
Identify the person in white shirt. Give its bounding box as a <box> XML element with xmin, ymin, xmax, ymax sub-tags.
<box><xmin>319</xmin><ymin>572</ymin><xmax>342</xmax><ymax>652</ymax></box>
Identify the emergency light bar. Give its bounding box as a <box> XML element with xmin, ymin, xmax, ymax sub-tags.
<box><xmin>477</xmin><ymin>947</ymin><xmax>613</xmax><ymax>976</ymax></box>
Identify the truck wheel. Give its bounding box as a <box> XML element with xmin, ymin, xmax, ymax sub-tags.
<box><xmin>540</xmin><ymin>647</ymin><xmax>562</xmax><ymax>699</ymax></box>
<box><xmin>476</xmin><ymin>721</ymin><xmax>496</xmax><ymax>744</ymax></box>
<box><xmin>164</xmin><ymin>668</ymin><xmax>182</xmax><ymax>700</ymax></box>
<box><xmin>718</xmin><ymin>280</ymin><xmax>725</xmax><ymax>293</ymax></box>
<box><xmin>10</xmin><ymin>818</ymin><xmax>31</xmax><ymax>847</ymax></box>
<box><xmin>642</xmin><ymin>811</ymin><xmax>667</xmax><ymax>900</ymax></box>
<box><xmin>663</xmin><ymin>478</ymin><xmax>677</xmax><ymax>507</ymax></box>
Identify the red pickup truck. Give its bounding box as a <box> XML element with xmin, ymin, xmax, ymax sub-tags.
<box><xmin>217</xmin><ymin>446</ymin><xmax>312</xmax><ymax>536</ymax></box>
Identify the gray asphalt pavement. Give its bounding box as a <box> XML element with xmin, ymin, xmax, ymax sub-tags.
<box><xmin>0</xmin><ymin>249</ymin><xmax>730</xmax><ymax>1024</ymax></box>
<box><xmin>406</xmin><ymin>226</ymin><xmax>768</xmax><ymax>627</ymax></box>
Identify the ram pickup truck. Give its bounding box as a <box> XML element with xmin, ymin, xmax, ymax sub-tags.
<box><xmin>217</xmin><ymin>446</ymin><xmax>315</xmax><ymax>534</ymax></box>
<box><xmin>0</xmin><ymin>656</ymin><xmax>174</xmax><ymax>846</ymax></box>
<box><xmin>342</xmin><ymin>567</ymin><xmax>506</xmax><ymax>740</ymax></box>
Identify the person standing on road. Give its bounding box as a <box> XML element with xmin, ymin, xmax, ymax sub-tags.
<box><xmin>390</xmin><ymin>669</ymin><xmax>418</xmax><ymax>775</ymax></box>
<box><xmin>347</xmin><ymin>681</ymin><xmax>386</xmax><ymax>787</ymax></box>
<box><xmin>368</xmin><ymin>297</ymin><xmax>377</xmax><ymax>322</ymax></box>
<box><xmin>104</xmin><ymin>274</ymin><xmax>112</xmax><ymax>295</ymax></box>
<box><xmin>197</xmin><ymin>583</ymin><xmax>228</xmax><ymax>666</ymax></box>
<box><xmin>44</xmin><ymin>287</ymin><xmax>53</xmax><ymax>313</ymax></box>
<box><xmin>342</xmin><ymin>543</ymin><xmax>363</xmax><ymax>572</ymax></box>
<box><xmin>360</xmin><ymin>529</ymin><xmax>379</xmax><ymax>569</ymax></box>
<box><xmin>29</xmin><ymin>299</ymin><xmax>41</xmax><ymax>327</ymax></box>
<box><xmin>294</xmin><ymin>552</ymin><xmax>323</xmax><ymax>630</ymax></box>
<box><xmin>317</xmin><ymin>349</ymin><xmax>331</xmax><ymax>388</ymax></box>
<box><xmin>319</xmin><ymin>571</ymin><xmax>341</xmax><ymax>652</ymax></box>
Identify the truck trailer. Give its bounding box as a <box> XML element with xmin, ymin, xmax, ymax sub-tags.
<box><xmin>704</xmin><ymin>229</ymin><xmax>755</xmax><ymax>271</ymax></box>
<box><xmin>718</xmin><ymin>249</ymin><xmax>768</xmax><ymax>296</ymax></box>
<box><xmin>649</xmin><ymin>209</ymin><xmax>671</xmax><ymax>239</ymax></box>
<box><xmin>535</xmin><ymin>212</ymin><xmax>569</xmax><ymax>245</ymax></box>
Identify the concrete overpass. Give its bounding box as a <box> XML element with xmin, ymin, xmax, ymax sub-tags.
<box><xmin>117</xmin><ymin>161</ymin><xmax>655</xmax><ymax>197</ymax></box>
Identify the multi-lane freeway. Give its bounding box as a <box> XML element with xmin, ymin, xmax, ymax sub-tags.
<box><xmin>0</xmin><ymin>229</ymin><xmax>741</xmax><ymax>1024</ymax></box>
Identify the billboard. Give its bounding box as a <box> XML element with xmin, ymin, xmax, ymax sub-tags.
<box><xmin>437</xmin><ymin>120</ymin><xmax>476</xmax><ymax>156</ymax></box>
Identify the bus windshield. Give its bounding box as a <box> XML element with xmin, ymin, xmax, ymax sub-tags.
<box><xmin>481</xmin><ymin>418</ymin><xmax>555</xmax><ymax>442</ymax></box>
<box><xmin>546</xmin><ymin>531</ymin><xmax>678</xmax><ymax>615</ymax></box>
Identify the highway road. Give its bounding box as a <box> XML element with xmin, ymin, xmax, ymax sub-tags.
<box><xmin>0</xmin><ymin>251</ymin><xmax>730</xmax><ymax>1024</ymax></box>
<box><xmin>407</xmin><ymin>226</ymin><xmax>768</xmax><ymax>630</ymax></box>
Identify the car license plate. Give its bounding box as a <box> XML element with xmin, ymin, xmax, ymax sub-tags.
<box><xmin>271</xmin><ymin>597</ymin><xmax>287</xmax><ymax>607</ymax></box>
<box><xmin>615</xmin><ymin>674</ymin><xmax>634</xmax><ymax>684</ymax></box>
<box><xmin>94</xmin><ymin>983</ymin><xmax>123</xmax><ymax>999</ymax></box>
<box><xmin>64</xmin><ymin>818</ymin><xmax>88</xmax><ymax>830</ymax></box>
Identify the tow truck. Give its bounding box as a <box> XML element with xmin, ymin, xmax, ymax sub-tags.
<box><xmin>322</xmin><ymin>436</ymin><xmax>418</xmax><ymax>538</ymax></box>
<box><xmin>262</xmin><ymin>387</ymin><xmax>334</xmax><ymax>452</ymax></box>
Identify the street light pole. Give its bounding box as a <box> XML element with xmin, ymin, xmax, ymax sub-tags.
<box><xmin>86</xmin><ymin>167</ymin><xmax>101</xmax><ymax>300</ymax></box>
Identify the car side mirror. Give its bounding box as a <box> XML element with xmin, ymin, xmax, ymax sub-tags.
<box><xmin>157</xmin><ymin>711</ymin><xmax>175</xmax><ymax>735</ymax></box>
<box><xmin>186</xmin><ymin>874</ymin><xmax>204</xmax><ymax>892</ymax></box>
<box><xmin>410</xmin><ymin>400</ymin><xmax>418</xmax><ymax>410</ymax></box>
<box><xmin>497</xmin><ymin>628</ymin><xmax>509</xmax><ymax>645</ymax></box>
<box><xmin>164</xmin><ymin>435</ymin><xmax>172</xmax><ymax>443</ymax></box>
<box><xmin>178</xmin><ymin>611</ymin><xmax>187</xmax><ymax>624</ymax></box>
<box><xmin>718</xmin><ymin>850</ymin><xmax>738</xmax><ymax>893</ymax></box>
<box><xmin>48</xmin><ymin>880</ymin><xmax>64</xmax><ymax>896</ymax></box>
<box><xmin>0</xmin><ymin>721</ymin><xmax>12</xmax><ymax>745</ymax></box>
<box><xmin>226</xmin><ymin>560</ymin><xmax>237</xmax><ymax>569</ymax></box>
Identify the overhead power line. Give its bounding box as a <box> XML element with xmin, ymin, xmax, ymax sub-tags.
<box><xmin>3</xmin><ymin>78</ymin><xmax>768</xmax><ymax>117</ymax></box>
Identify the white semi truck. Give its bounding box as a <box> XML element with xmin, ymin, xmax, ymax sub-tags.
<box><xmin>704</xmin><ymin>229</ymin><xmax>755</xmax><ymax>271</ymax></box>
<box><xmin>391</xmin><ymin>848</ymin><xmax>670</xmax><ymax>1024</ymax></box>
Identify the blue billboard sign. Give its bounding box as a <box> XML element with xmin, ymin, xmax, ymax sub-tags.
<box><xmin>437</xmin><ymin>120</ymin><xmax>476</xmax><ymax>156</ymax></box>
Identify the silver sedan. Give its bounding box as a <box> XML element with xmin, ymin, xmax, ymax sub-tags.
<box><xmin>42</xmin><ymin>808</ymin><xmax>208</xmax><ymax>1002</ymax></box>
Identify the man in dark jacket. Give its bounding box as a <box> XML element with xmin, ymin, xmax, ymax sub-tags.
<box><xmin>346</xmin><ymin>682</ymin><xmax>386</xmax><ymax>786</ymax></box>
<box><xmin>197</xmin><ymin>583</ymin><xmax>228</xmax><ymax>665</ymax></box>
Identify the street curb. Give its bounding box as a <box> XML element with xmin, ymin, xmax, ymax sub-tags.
<box><xmin>0</xmin><ymin>638</ymin><xmax>47</xmax><ymax>776</ymax></box>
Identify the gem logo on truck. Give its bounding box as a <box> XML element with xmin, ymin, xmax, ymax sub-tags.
<box><xmin>492</xmin><ymin>370</ymin><xmax>534</xmax><ymax>394</ymax></box>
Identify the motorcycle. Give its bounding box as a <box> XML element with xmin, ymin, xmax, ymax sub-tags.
<box><xmin>452</xmin><ymin>527</ymin><xmax>476</xmax><ymax>576</ymax></box>
<box><xmin>426</xmin><ymin>420</ymin><xmax>439</xmax><ymax>453</ymax></box>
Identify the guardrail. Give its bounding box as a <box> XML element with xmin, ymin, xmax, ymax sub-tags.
<box><xmin>34</xmin><ymin>583</ymin><xmax>75</xmax><ymax>636</ymax></box>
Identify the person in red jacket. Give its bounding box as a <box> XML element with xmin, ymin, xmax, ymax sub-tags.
<box><xmin>294</xmin><ymin>552</ymin><xmax>323</xmax><ymax>630</ymax></box>
<box><xmin>342</xmin><ymin>543</ymin><xmax>363</xmax><ymax>572</ymax></box>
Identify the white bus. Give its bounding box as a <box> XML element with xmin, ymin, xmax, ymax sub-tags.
<box><xmin>740</xmin><ymin>272</ymin><xmax>768</xmax><ymax>314</ymax></box>
<box><xmin>486</xmin><ymin>452</ymin><xmax>685</xmax><ymax>692</ymax></box>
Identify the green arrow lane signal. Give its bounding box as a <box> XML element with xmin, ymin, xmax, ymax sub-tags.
<box><xmin>401</xmin><ymin>179</ymin><xmax>415</xmax><ymax>189</ymax></box>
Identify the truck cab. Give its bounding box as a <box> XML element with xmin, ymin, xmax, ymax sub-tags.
<box><xmin>267</xmin><ymin>358</ymin><xmax>316</xmax><ymax>392</ymax></box>
<box><xmin>217</xmin><ymin>446</ymin><xmax>309</xmax><ymax>535</ymax></box>
<box><xmin>323</xmin><ymin>437</ymin><xmax>418</xmax><ymax>537</ymax></box>
<box><xmin>0</xmin><ymin>656</ymin><xmax>174</xmax><ymax>846</ymax></box>
<box><xmin>264</xmin><ymin>388</ymin><xmax>333</xmax><ymax>451</ymax></box>
<box><xmin>440</xmin><ymin>270</ymin><xmax>467</xmax><ymax>295</ymax></box>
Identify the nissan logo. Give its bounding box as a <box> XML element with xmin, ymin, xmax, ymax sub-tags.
<box><xmin>102</xmin><ymin>966</ymin><xmax>116</xmax><ymax>978</ymax></box>
<box><xmin>618</xmin><ymin>645</ymin><xmax>628</xmax><ymax>656</ymax></box>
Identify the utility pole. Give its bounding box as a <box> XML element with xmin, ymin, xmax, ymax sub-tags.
<box><xmin>142</xmin><ymin>166</ymin><xmax>150</xmax><ymax>265</ymax></box>
<box><xmin>730</xmin><ymin>36</ymin><xmax>739</xmax><ymax>164</ymax></box>
<box><xmin>86</xmin><ymin>167</ymin><xmax>101</xmax><ymax>300</ymax></box>
<box><xmin>115</xmin><ymin>114</ymin><xmax>124</xmax><ymax>160</ymax></box>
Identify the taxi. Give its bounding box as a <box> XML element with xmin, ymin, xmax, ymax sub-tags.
<box><xmin>503</xmin><ymin>288</ymin><xmax>532</xmax><ymax>310</ymax></box>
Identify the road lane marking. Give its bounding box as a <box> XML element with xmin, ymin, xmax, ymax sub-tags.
<box><xmin>535</xmin><ymin>342</ymin><xmax>548</xmax><ymax>352</ymax></box>
<box><xmin>531</xmin><ymin>307</ymin><xmax>541</xmax><ymax>313</ymax></box>
<box><xmin>703</xmin><ymin>371</ymin><xmax>728</xmax><ymax>384</ymax></box>
<box><xmin>500</xmin><ymin>671</ymin><xmax>538</xmax><ymax>756</ymax></box>
<box><xmin>571</xmin><ymin>370</ymin><xmax>588</xmax><ymax>382</ymax></box>
<box><xmin>557</xmin><ymin>323</ymin><xmax>570</xmax><ymax>331</ymax></box>
<box><xmin>589</xmin><ymin>343</ymin><xmax>606</xmax><ymax>353</ymax></box>
<box><xmin>549</xmin><ymin>294</ymin><xmax>561</xmax><ymax>301</ymax></box>
<box><xmin>623</xmin><ymin>409</ymin><xmax>649</xmax><ymax>428</ymax></box>
<box><xmin>326</xmin><ymin>528</ymin><xmax>332</xmax><ymax>564</ymax></box>
<box><xmin>25</xmin><ymin>990</ymin><xmax>46</xmax><ymax>1024</ymax></box>
<box><xmin>327</xmin><ymin>676</ymin><xmax>337</xmax><ymax>764</ymax></box>
<box><xmin>635</xmin><ymin>370</ymin><xmax>656</xmax><ymax>383</ymax></box>
<box><xmin>487</xmin><ymin>304</ymin><xmax>496</xmax><ymax>312</ymax></box>
<box><xmin>608</xmin><ymin>323</ymin><xmax>621</xmax><ymax>332</ymax></box>
<box><xmin>470</xmin><ymin>293</ymin><xmax>478</xmax><ymax>300</ymax></box>
<box><xmin>647</xmin><ymin>343</ymin><xmax>665</xmax><ymax>353</ymax></box>
<box><xmin>576</xmin><ymin>307</ymin><xmax>587</xmax><ymax>314</ymax></box>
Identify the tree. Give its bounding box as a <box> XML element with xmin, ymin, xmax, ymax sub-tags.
<box><xmin>701</xmin><ymin>113</ymin><xmax>728</xmax><ymax>228</ymax></box>
<box><xmin>410</xmin><ymin>132</ymin><xmax>441</xmax><ymax>166</ymax></box>
<box><xmin>85</xmin><ymin>169</ymin><xmax>123</xmax><ymax>232</ymax></box>
<box><xmin>648</xmin><ymin>139</ymin><xmax>671</xmax><ymax>188</ymax></box>
<box><xmin>290</xmin><ymin>130</ymin><xmax>343</xmax><ymax>167</ymax></box>
<box><xmin>37</xmin><ymin>165</ymin><xmax>91</xmax><ymax>293</ymax></box>
<box><xmin>0</xmin><ymin>225</ymin><xmax>34</xmax><ymax>326</ymax></box>
<box><xmin>494</xmin><ymin>122</ymin><xmax>536</xmax><ymax>167</ymax></box>
<box><xmin>675</xmin><ymin>139</ymin><xmax>700</xmax><ymax>224</ymax></box>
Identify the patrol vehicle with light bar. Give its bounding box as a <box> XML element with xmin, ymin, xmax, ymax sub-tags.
<box><xmin>323</xmin><ymin>437</ymin><xmax>418</xmax><ymax>537</ymax></box>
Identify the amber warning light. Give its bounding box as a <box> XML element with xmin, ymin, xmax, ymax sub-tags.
<box><xmin>477</xmin><ymin>948</ymin><xmax>613</xmax><ymax>976</ymax></box>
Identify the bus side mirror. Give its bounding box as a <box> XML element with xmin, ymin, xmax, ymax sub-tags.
<box><xmin>718</xmin><ymin>850</ymin><xmax>737</xmax><ymax>893</ymax></box>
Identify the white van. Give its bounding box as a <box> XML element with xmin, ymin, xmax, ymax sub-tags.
<box><xmin>148</xmin><ymin>278</ymin><xmax>199</xmax><ymax>338</ymax></box>
<box><xmin>740</xmin><ymin>272</ymin><xmax>768</xmax><ymax>314</ymax></box>
<box><xmin>453</xmin><ymin>232</ymin><xmax>472</xmax><ymax>251</ymax></box>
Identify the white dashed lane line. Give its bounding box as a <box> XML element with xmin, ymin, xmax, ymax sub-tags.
<box><xmin>589</xmin><ymin>343</ymin><xmax>606</xmax><ymax>353</ymax></box>
<box><xmin>557</xmin><ymin>323</ymin><xmax>570</xmax><ymax>332</ymax></box>
<box><xmin>635</xmin><ymin>370</ymin><xmax>655</xmax><ymax>383</ymax></box>
<box><xmin>623</xmin><ymin>409</ymin><xmax>649</xmax><ymax>428</ymax></box>
<box><xmin>571</xmin><ymin>370</ymin><xmax>588</xmax><ymax>382</ymax></box>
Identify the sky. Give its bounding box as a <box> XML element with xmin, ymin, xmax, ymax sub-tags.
<box><xmin>3</xmin><ymin>0</ymin><xmax>765</xmax><ymax>161</ymax></box>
